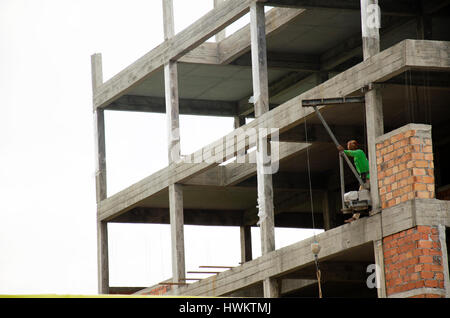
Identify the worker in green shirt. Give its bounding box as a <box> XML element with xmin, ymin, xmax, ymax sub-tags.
<box><xmin>337</xmin><ymin>140</ymin><xmax>370</xmax><ymax>185</ymax></box>
<box><xmin>337</xmin><ymin>140</ymin><xmax>370</xmax><ymax>223</ymax></box>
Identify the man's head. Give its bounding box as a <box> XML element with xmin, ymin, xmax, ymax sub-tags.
<box><xmin>347</xmin><ymin>140</ymin><xmax>359</xmax><ymax>150</ymax></box>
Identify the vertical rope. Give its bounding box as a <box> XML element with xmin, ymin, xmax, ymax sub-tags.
<box><xmin>304</xmin><ymin>118</ymin><xmax>322</xmax><ymax>298</ymax></box>
<box><xmin>304</xmin><ymin>119</ymin><xmax>316</xmax><ymax>234</ymax></box>
<box><xmin>315</xmin><ymin>262</ymin><xmax>322</xmax><ymax>298</ymax></box>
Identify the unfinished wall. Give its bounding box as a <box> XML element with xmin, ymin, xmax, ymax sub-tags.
<box><xmin>376</xmin><ymin>124</ymin><xmax>446</xmax><ymax>298</ymax></box>
<box><xmin>383</xmin><ymin>225</ymin><xmax>445</xmax><ymax>297</ymax></box>
<box><xmin>140</xmin><ymin>284</ymin><xmax>172</xmax><ymax>296</ymax></box>
<box><xmin>376</xmin><ymin>124</ymin><xmax>435</xmax><ymax>210</ymax></box>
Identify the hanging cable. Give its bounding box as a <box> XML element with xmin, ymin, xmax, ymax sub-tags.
<box><xmin>304</xmin><ymin>119</ymin><xmax>316</xmax><ymax>233</ymax></box>
<box><xmin>304</xmin><ymin>118</ymin><xmax>322</xmax><ymax>298</ymax></box>
<box><xmin>363</xmin><ymin>100</ymin><xmax>367</xmax><ymax>155</ymax></box>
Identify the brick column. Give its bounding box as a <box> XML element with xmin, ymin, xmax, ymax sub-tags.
<box><xmin>376</xmin><ymin>124</ymin><xmax>434</xmax><ymax>210</ymax></box>
<box><xmin>376</xmin><ymin>124</ymin><xmax>446</xmax><ymax>298</ymax></box>
<box><xmin>383</xmin><ymin>225</ymin><xmax>445</xmax><ymax>297</ymax></box>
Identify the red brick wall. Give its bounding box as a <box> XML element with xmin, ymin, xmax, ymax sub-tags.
<box><xmin>376</xmin><ymin>125</ymin><xmax>447</xmax><ymax>298</ymax></box>
<box><xmin>383</xmin><ymin>225</ymin><xmax>445</xmax><ymax>297</ymax></box>
<box><xmin>376</xmin><ymin>126</ymin><xmax>434</xmax><ymax>209</ymax></box>
<box><xmin>142</xmin><ymin>285</ymin><xmax>172</xmax><ymax>296</ymax></box>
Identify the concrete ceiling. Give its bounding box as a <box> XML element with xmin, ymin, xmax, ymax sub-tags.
<box><xmin>113</xmin><ymin>6</ymin><xmax>449</xmax><ymax>113</ymax></box>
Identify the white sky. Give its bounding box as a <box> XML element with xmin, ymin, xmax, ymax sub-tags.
<box><xmin>0</xmin><ymin>0</ymin><xmax>319</xmax><ymax>295</ymax></box>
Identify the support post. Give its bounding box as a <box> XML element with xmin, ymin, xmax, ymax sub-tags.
<box><xmin>240</xmin><ymin>226</ymin><xmax>253</xmax><ymax>263</ymax></box>
<box><xmin>250</xmin><ymin>1</ymin><xmax>279</xmax><ymax>298</ymax></box>
<box><xmin>169</xmin><ymin>183</ymin><xmax>186</xmax><ymax>286</ymax></box>
<box><xmin>339</xmin><ymin>154</ymin><xmax>346</xmax><ymax>211</ymax></box>
<box><xmin>360</xmin><ymin>0</ymin><xmax>383</xmax><ymax>213</ymax></box>
<box><xmin>438</xmin><ymin>225</ymin><xmax>450</xmax><ymax>298</ymax></box>
<box><xmin>373</xmin><ymin>239</ymin><xmax>387</xmax><ymax>298</ymax></box>
<box><xmin>214</xmin><ymin>0</ymin><xmax>227</xmax><ymax>42</ymax></box>
<box><xmin>163</xmin><ymin>0</ymin><xmax>185</xmax><ymax>289</ymax></box>
<box><xmin>92</xmin><ymin>53</ymin><xmax>109</xmax><ymax>294</ymax></box>
<box><xmin>322</xmin><ymin>191</ymin><xmax>332</xmax><ymax>231</ymax></box>
<box><xmin>234</xmin><ymin>116</ymin><xmax>252</xmax><ymax>263</ymax></box>
<box><xmin>97</xmin><ymin>221</ymin><xmax>109</xmax><ymax>294</ymax></box>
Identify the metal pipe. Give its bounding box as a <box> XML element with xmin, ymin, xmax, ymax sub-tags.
<box><xmin>313</xmin><ymin>106</ymin><xmax>364</xmax><ymax>186</ymax></box>
<box><xmin>339</xmin><ymin>153</ymin><xmax>346</xmax><ymax>210</ymax></box>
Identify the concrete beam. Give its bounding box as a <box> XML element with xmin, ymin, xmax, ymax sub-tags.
<box><xmin>224</xmin><ymin>142</ymin><xmax>311</xmax><ymax>186</ymax></box>
<box><xmin>219</xmin><ymin>7</ymin><xmax>306</xmax><ymax>64</ymax></box>
<box><xmin>94</xmin><ymin>0</ymin><xmax>256</xmax><ymax>109</ymax></box>
<box><xmin>162</xmin><ymin>198</ymin><xmax>450</xmax><ymax>297</ymax></box>
<box><xmin>279</xmin><ymin>124</ymin><xmax>364</xmax><ymax>143</ymax></box>
<box><xmin>237</xmin><ymin>170</ymin><xmax>329</xmax><ymax>190</ymax></box>
<box><xmin>320</xmin><ymin>17</ymin><xmax>414</xmax><ymax>71</ymax></box>
<box><xmin>287</xmin><ymin>261</ymin><xmax>372</xmax><ymax>282</ymax></box>
<box><xmin>232</xmin><ymin>51</ymin><xmax>321</xmax><ymax>72</ymax></box>
<box><xmin>182</xmin><ymin>142</ymin><xmax>311</xmax><ymax>187</ymax></box>
<box><xmin>265</xmin><ymin>0</ymin><xmax>418</xmax><ymax>16</ymax></box>
<box><xmin>180</xmin><ymin>43</ymin><xmax>220</xmax><ymax>65</ymax></box>
<box><xmin>109</xmin><ymin>206</ymin><xmax>321</xmax><ymax>228</ymax></box>
<box><xmin>110</xmin><ymin>206</ymin><xmax>244</xmax><ymax>226</ymax></box>
<box><xmin>164</xmin><ymin>213</ymin><xmax>382</xmax><ymax>296</ymax></box>
<box><xmin>107</xmin><ymin>95</ymin><xmax>238</xmax><ymax>117</ymax></box>
<box><xmin>238</xmin><ymin>72</ymin><xmax>311</xmax><ymax>117</ymax></box>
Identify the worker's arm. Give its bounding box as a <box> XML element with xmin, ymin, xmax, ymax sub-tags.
<box><xmin>343</xmin><ymin>149</ymin><xmax>360</xmax><ymax>157</ymax></box>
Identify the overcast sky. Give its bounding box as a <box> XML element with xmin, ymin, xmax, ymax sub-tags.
<box><xmin>0</xmin><ymin>0</ymin><xmax>319</xmax><ymax>295</ymax></box>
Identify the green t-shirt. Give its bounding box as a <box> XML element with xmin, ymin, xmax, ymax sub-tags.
<box><xmin>344</xmin><ymin>149</ymin><xmax>370</xmax><ymax>179</ymax></box>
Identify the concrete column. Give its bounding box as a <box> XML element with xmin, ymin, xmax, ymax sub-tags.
<box><xmin>163</xmin><ymin>0</ymin><xmax>186</xmax><ymax>289</ymax></box>
<box><xmin>214</xmin><ymin>0</ymin><xmax>227</xmax><ymax>42</ymax></box>
<box><xmin>91</xmin><ymin>53</ymin><xmax>109</xmax><ymax>294</ymax></box>
<box><xmin>97</xmin><ymin>221</ymin><xmax>109</xmax><ymax>294</ymax></box>
<box><xmin>163</xmin><ymin>0</ymin><xmax>180</xmax><ymax>164</ymax></box>
<box><xmin>360</xmin><ymin>0</ymin><xmax>383</xmax><ymax>213</ymax></box>
<box><xmin>360</xmin><ymin>0</ymin><xmax>380</xmax><ymax>60</ymax></box>
<box><xmin>92</xmin><ymin>53</ymin><xmax>107</xmax><ymax>203</ymax></box>
<box><xmin>321</xmin><ymin>191</ymin><xmax>332</xmax><ymax>231</ymax></box>
<box><xmin>373</xmin><ymin>239</ymin><xmax>387</xmax><ymax>298</ymax></box>
<box><xmin>240</xmin><ymin>226</ymin><xmax>253</xmax><ymax>263</ymax></box>
<box><xmin>365</xmin><ymin>86</ymin><xmax>383</xmax><ymax>212</ymax></box>
<box><xmin>169</xmin><ymin>183</ymin><xmax>186</xmax><ymax>286</ymax></box>
<box><xmin>438</xmin><ymin>225</ymin><xmax>450</xmax><ymax>298</ymax></box>
<box><xmin>250</xmin><ymin>1</ymin><xmax>279</xmax><ymax>298</ymax></box>
<box><xmin>234</xmin><ymin>116</ymin><xmax>252</xmax><ymax>263</ymax></box>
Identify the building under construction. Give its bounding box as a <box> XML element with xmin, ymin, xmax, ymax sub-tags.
<box><xmin>91</xmin><ymin>0</ymin><xmax>450</xmax><ymax>298</ymax></box>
